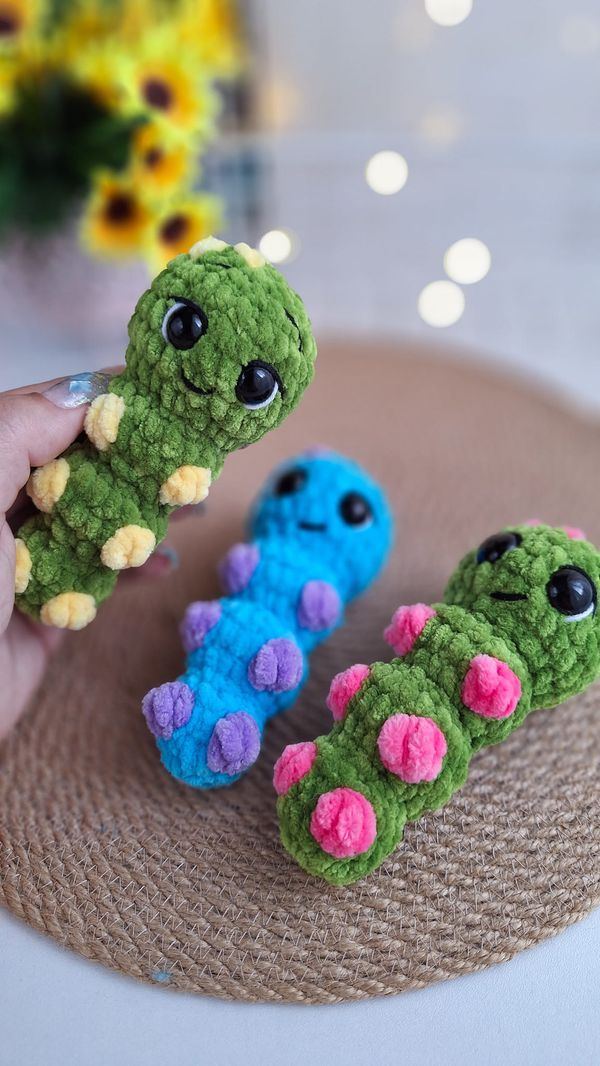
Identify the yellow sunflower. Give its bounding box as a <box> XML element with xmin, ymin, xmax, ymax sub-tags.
<box><xmin>130</xmin><ymin>121</ymin><xmax>197</xmax><ymax>198</ymax></box>
<box><xmin>118</xmin><ymin>0</ymin><xmax>161</xmax><ymax>43</ymax></box>
<box><xmin>51</xmin><ymin>0</ymin><xmax>119</xmax><ymax>54</ymax></box>
<box><xmin>121</xmin><ymin>33</ymin><xmax>218</xmax><ymax>136</ymax></box>
<box><xmin>82</xmin><ymin>173</ymin><xmax>152</xmax><ymax>259</ymax></box>
<box><xmin>176</xmin><ymin>0</ymin><xmax>243</xmax><ymax>75</ymax></box>
<box><xmin>0</xmin><ymin>52</ymin><xmax>17</xmax><ymax>112</ymax></box>
<box><xmin>64</xmin><ymin>43</ymin><xmax>129</xmax><ymax>111</ymax></box>
<box><xmin>147</xmin><ymin>193</ymin><xmax>223</xmax><ymax>270</ymax></box>
<box><xmin>0</xmin><ymin>0</ymin><xmax>46</xmax><ymax>50</ymax></box>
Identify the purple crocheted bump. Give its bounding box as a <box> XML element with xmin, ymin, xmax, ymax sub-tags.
<box><xmin>297</xmin><ymin>580</ymin><xmax>342</xmax><ymax>632</ymax></box>
<box><xmin>206</xmin><ymin>711</ymin><xmax>261</xmax><ymax>776</ymax></box>
<box><xmin>142</xmin><ymin>681</ymin><xmax>195</xmax><ymax>740</ymax></box>
<box><xmin>248</xmin><ymin>638</ymin><xmax>303</xmax><ymax>693</ymax></box>
<box><xmin>180</xmin><ymin>599</ymin><xmax>222</xmax><ymax>653</ymax></box>
<box><xmin>218</xmin><ymin>542</ymin><xmax>260</xmax><ymax>595</ymax></box>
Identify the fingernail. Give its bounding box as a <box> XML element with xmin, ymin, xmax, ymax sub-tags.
<box><xmin>42</xmin><ymin>371</ymin><xmax>113</xmax><ymax>409</ymax></box>
<box><xmin>155</xmin><ymin>544</ymin><xmax>179</xmax><ymax>570</ymax></box>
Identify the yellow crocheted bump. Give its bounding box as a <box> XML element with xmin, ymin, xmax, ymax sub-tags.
<box><xmin>84</xmin><ymin>393</ymin><xmax>125</xmax><ymax>452</ymax></box>
<box><xmin>26</xmin><ymin>457</ymin><xmax>70</xmax><ymax>513</ymax></box>
<box><xmin>189</xmin><ymin>235</ymin><xmax>228</xmax><ymax>258</ymax></box>
<box><xmin>40</xmin><ymin>592</ymin><xmax>97</xmax><ymax>630</ymax></box>
<box><xmin>159</xmin><ymin>465</ymin><xmax>212</xmax><ymax>507</ymax></box>
<box><xmin>234</xmin><ymin>242</ymin><xmax>266</xmax><ymax>269</ymax></box>
<box><xmin>100</xmin><ymin>524</ymin><xmax>156</xmax><ymax>570</ymax></box>
<box><xmin>14</xmin><ymin>539</ymin><xmax>32</xmax><ymax>595</ymax></box>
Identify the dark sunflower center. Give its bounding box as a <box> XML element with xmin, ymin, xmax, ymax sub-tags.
<box><xmin>144</xmin><ymin>147</ymin><xmax>163</xmax><ymax>169</ymax></box>
<box><xmin>104</xmin><ymin>194</ymin><xmax>136</xmax><ymax>224</ymax></box>
<box><xmin>0</xmin><ymin>12</ymin><xmax>19</xmax><ymax>35</ymax></box>
<box><xmin>160</xmin><ymin>214</ymin><xmax>188</xmax><ymax>244</ymax></box>
<box><xmin>143</xmin><ymin>78</ymin><xmax>173</xmax><ymax>111</ymax></box>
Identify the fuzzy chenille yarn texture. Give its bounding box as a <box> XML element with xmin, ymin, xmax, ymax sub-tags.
<box><xmin>276</xmin><ymin>523</ymin><xmax>600</xmax><ymax>885</ymax></box>
<box><xmin>14</xmin><ymin>237</ymin><xmax>316</xmax><ymax>631</ymax></box>
<box><xmin>142</xmin><ymin>450</ymin><xmax>393</xmax><ymax>787</ymax></box>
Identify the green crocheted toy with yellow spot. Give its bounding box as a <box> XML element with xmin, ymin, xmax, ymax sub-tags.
<box><xmin>14</xmin><ymin>238</ymin><xmax>316</xmax><ymax>630</ymax></box>
<box><xmin>275</xmin><ymin>523</ymin><xmax>600</xmax><ymax>885</ymax></box>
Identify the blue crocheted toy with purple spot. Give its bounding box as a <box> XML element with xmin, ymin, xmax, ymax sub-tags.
<box><xmin>142</xmin><ymin>450</ymin><xmax>393</xmax><ymax>788</ymax></box>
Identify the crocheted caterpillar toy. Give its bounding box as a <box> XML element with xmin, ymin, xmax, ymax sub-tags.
<box><xmin>142</xmin><ymin>450</ymin><xmax>393</xmax><ymax>788</ymax></box>
<box><xmin>275</xmin><ymin>523</ymin><xmax>600</xmax><ymax>885</ymax></box>
<box><xmin>14</xmin><ymin>237</ymin><xmax>316</xmax><ymax>630</ymax></box>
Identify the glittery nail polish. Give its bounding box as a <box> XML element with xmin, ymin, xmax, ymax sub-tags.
<box><xmin>155</xmin><ymin>544</ymin><xmax>179</xmax><ymax>570</ymax></box>
<box><xmin>42</xmin><ymin>372</ymin><xmax>113</xmax><ymax>410</ymax></box>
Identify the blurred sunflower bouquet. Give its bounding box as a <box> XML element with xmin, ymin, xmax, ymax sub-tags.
<box><xmin>0</xmin><ymin>0</ymin><xmax>242</xmax><ymax>269</ymax></box>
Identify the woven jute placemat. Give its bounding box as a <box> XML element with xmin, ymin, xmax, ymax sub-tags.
<box><xmin>1</xmin><ymin>341</ymin><xmax>599</xmax><ymax>1003</ymax></box>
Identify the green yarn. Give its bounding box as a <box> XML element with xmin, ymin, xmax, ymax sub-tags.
<box><xmin>15</xmin><ymin>243</ymin><xmax>316</xmax><ymax>627</ymax></box>
<box><xmin>277</xmin><ymin>525</ymin><xmax>600</xmax><ymax>885</ymax></box>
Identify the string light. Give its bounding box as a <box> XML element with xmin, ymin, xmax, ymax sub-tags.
<box><xmin>365</xmin><ymin>151</ymin><xmax>408</xmax><ymax>195</ymax></box>
<box><xmin>418</xmin><ymin>280</ymin><xmax>465</xmax><ymax>327</ymax></box>
<box><xmin>258</xmin><ymin>228</ymin><xmax>296</xmax><ymax>264</ymax></box>
<box><xmin>444</xmin><ymin>238</ymin><xmax>491</xmax><ymax>284</ymax></box>
<box><xmin>424</xmin><ymin>0</ymin><xmax>473</xmax><ymax>28</ymax></box>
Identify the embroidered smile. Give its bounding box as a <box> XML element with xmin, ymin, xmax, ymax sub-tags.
<box><xmin>490</xmin><ymin>591</ymin><xmax>528</xmax><ymax>602</ymax></box>
<box><xmin>299</xmin><ymin>521</ymin><xmax>327</xmax><ymax>532</ymax></box>
<box><xmin>181</xmin><ymin>370</ymin><xmax>215</xmax><ymax>396</ymax></box>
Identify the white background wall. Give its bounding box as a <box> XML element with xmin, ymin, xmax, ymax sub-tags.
<box><xmin>249</xmin><ymin>0</ymin><xmax>600</xmax><ymax>409</ymax></box>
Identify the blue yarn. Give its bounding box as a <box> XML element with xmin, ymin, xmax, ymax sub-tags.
<box><xmin>142</xmin><ymin>450</ymin><xmax>393</xmax><ymax>788</ymax></box>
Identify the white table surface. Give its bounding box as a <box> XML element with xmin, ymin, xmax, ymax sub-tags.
<box><xmin>2</xmin><ymin>905</ymin><xmax>599</xmax><ymax>1066</ymax></box>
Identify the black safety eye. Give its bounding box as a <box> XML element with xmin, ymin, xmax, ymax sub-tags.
<box><xmin>546</xmin><ymin>567</ymin><xmax>596</xmax><ymax>621</ymax></box>
<box><xmin>236</xmin><ymin>361</ymin><xmax>281</xmax><ymax>410</ymax></box>
<box><xmin>476</xmin><ymin>531</ymin><xmax>522</xmax><ymax>565</ymax></box>
<box><xmin>162</xmin><ymin>300</ymin><xmax>207</xmax><ymax>350</ymax></box>
<box><xmin>339</xmin><ymin>492</ymin><xmax>373</xmax><ymax>527</ymax></box>
<box><xmin>274</xmin><ymin>467</ymin><xmax>307</xmax><ymax>496</ymax></box>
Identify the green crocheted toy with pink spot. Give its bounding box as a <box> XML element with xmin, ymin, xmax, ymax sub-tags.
<box><xmin>14</xmin><ymin>237</ymin><xmax>316</xmax><ymax>631</ymax></box>
<box><xmin>275</xmin><ymin>523</ymin><xmax>600</xmax><ymax>885</ymax></box>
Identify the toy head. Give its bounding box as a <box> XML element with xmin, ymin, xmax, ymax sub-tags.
<box><xmin>249</xmin><ymin>449</ymin><xmax>393</xmax><ymax>599</ymax></box>
<box><xmin>125</xmin><ymin>238</ymin><xmax>316</xmax><ymax>467</ymax></box>
<box><xmin>444</xmin><ymin>523</ymin><xmax>600</xmax><ymax>708</ymax></box>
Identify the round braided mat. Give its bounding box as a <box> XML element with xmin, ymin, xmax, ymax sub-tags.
<box><xmin>1</xmin><ymin>341</ymin><xmax>599</xmax><ymax>1003</ymax></box>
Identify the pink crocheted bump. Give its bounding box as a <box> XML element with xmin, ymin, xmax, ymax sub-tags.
<box><xmin>377</xmin><ymin>713</ymin><xmax>447</xmax><ymax>783</ymax></box>
<box><xmin>564</xmin><ymin>526</ymin><xmax>586</xmax><ymax>541</ymax></box>
<box><xmin>310</xmin><ymin>787</ymin><xmax>377</xmax><ymax>859</ymax></box>
<box><xmin>525</xmin><ymin>520</ymin><xmax>586</xmax><ymax>541</ymax></box>
<box><xmin>384</xmin><ymin>603</ymin><xmax>436</xmax><ymax>657</ymax></box>
<box><xmin>462</xmin><ymin>654</ymin><xmax>521</xmax><ymax>719</ymax></box>
<box><xmin>326</xmin><ymin>664</ymin><xmax>370</xmax><ymax>720</ymax></box>
<box><xmin>273</xmin><ymin>741</ymin><xmax>317</xmax><ymax>796</ymax></box>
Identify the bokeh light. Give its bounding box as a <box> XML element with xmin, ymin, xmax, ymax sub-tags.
<box><xmin>419</xmin><ymin>103</ymin><xmax>465</xmax><ymax>147</ymax></box>
<box><xmin>418</xmin><ymin>280</ymin><xmax>465</xmax><ymax>327</ymax></box>
<box><xmin>444</xmin><ymin>238</ymin><xmax>491</xmax><ymax>284</ymax></box>
<box><xmin>365</xmin><ymin>151</ymin><xmax>408</xmax><ymax>195</ymax></box>
<box><xmin>259</xmin><ymin>228</ymin><xmax>296</xmax><ymax>264</ymax></box>
<box><xmin>424</xmin><ymin>0</ymin><xmax>473</xmax><ymax>28</ymax></box>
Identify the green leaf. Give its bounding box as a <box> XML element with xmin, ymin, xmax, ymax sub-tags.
<box><xmin>0</xmin><ymin>74</ymin><xmax>143</xmax><ymax>238</ymax></box>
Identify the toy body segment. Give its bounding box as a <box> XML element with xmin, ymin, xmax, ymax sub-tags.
<box><xmin>142</xmin><ymin>452</ymin><xmax>394</xmax><ymax>788</ymax></box>
<box><xmin>15</xmin><ymin>240</ymin><xmax>316</xmax><ymax>628</ymax></box>
<box><xmin>276</xmin><ymin>525</ymin><xmax>600</xmax><ymax>884</ymax></box>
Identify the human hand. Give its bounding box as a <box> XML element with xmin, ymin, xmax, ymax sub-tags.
<box><xmin>0</xmin><ymin>372</ymin><xmax>180</xmax><ymax>741</ymax></box>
